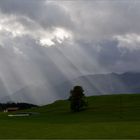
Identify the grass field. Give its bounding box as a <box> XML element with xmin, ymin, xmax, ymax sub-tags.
<box><xmin>0</xmin><ymin>94</ymin><xmax>140</xmax><ymax>139</ymax></box>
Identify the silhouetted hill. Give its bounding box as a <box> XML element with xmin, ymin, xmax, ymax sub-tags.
<box><xmin>55</xmin><ymin>72</ymin><xmax>140</xmax><ymax>98</ymax></box>
<box><xmin>1</xmin><ymin>72</ymin><xmax>140</xmax><ymax>105</ymax></box>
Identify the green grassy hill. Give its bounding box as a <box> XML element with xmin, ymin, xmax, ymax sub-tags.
<box><xmin>0</xmin><ymin>94</ymin><xmax>140</xmax><ymax>139</ymax></box>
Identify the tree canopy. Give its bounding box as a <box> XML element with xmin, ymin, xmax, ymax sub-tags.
<box><xmin>69</xmin><ymin>86</ymin><xmax>88</xmax><ymax>112</ymax></box>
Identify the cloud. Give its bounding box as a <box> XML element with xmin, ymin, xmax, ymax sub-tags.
<box><xmin>0</xmin><ymin>2</ymin><xmax>73</xmax><ymax>48</ymax></box>
<box><xmin>0</xmin><ymin>0</ymin><xmax>140</xmax><ymax>103</ymax></box>
<box><xmin>0</xmin><ymin>0</ymin><xmax>74</xmax><ymax>29</ymax></box>
<box><xmin>39</xmin><ymin>27</ymin><xmax>73</xmax><ymax>47</ymax></box>
<box><xmin>114</xmin><ymin>33</ymin><xmax>140</xmax><ymax>51</ymax></box>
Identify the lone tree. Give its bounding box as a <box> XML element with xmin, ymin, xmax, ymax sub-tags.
<box><xmin>69</xmin><ymin>86</ymin><xmax>87</xmax><ymax>112</ymax></box>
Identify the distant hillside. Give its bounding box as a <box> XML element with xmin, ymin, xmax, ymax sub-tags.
<box><xmin>55</xmin><ymin>72</ymin><xmax>140</xmax><ymax>98</ymax></box>
<box><xmin>1</xmin><ymin>72</ymin><xmax>140</xmax><ymax>105</ymax></box>
<box><xmin>73</xmin><ymin>72</ymin><xmax>140</xmax><ymax>95</ymax></box>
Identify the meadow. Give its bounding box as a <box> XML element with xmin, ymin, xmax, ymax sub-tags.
<box><xmin>0</xmin><ymin>94</ymin><xmax>140</xmax><ymax>139</ymax></box>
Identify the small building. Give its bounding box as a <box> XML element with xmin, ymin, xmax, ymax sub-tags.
<box><xmin>4</xmin><ymin>107</ymin><xmax>19</xmax><ymax>112</ymax></box>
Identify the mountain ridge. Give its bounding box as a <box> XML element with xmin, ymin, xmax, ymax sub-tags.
<box><xmin>1</xmin><ymin>72</ymin><xmax>140</xmax><ymax>105</ymax></box>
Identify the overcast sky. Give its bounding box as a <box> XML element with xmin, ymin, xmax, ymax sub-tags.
<box><xmin>0</xmin><ymin>0</ymin><xmax>140</xmax><ymax>95</ymax></box>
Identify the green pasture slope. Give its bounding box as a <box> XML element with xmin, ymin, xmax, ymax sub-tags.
<box><xmin>0</xmin><ymin>94</ymin><xmax>140</xmax><ymax>139</ymax></box>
